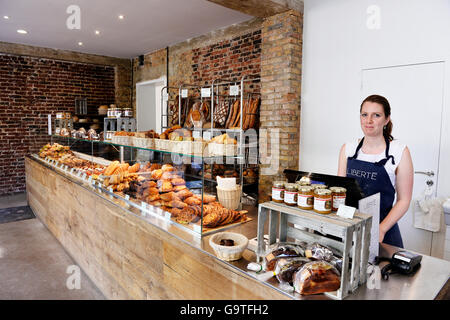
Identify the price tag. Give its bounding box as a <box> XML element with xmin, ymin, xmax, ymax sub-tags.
<box><xmin>70</xmin><ymin>168</ymin><xmax>74</xmax><ymax>174</ymax></box>
<box><xmin>108</xmin><ymin>186</ymin><xmax>113</xmax><ymax>193</ymax></box>
<box><xmin>77</xmin><ymin>171</ymin><xmax>82</xmax><ymax>177</ymax></box>
<box><xmin>192</xmin><ymin>130</ymin><xmax>201</xmax><ymax>139</ymax></box>
<box><xmin>82</xmin><ymin>173</ymin><xmax>87</xmax><ymax>180</ymax></box>
<box><xmin>193</xmin><ymin>224</ymin><xmax>201</xmax><ymax>233</ymax></box>
<box><xmin>125</xmin><ymin>194</ymin><xmax>130</xmax><ymax>201</ymax></box>
<box><xmin>336</xmin><ymin>204</ymin><xmax>356</xmax><ymax>219</ymax></box>
<box><xmin>88</xmin><ymin>176</ymin><xmax>93</xmax><ymax>183</ymax></box>
<box><xmin>181</xmin><ymin>89</ymin><xmax>188</xmax><ymax>98</ymax></box>
<box><xmin>230</xmin><ymin>85</ymin><xmax>239</xmax><ymax>96</ymax></box>
<box><xmin>164</xmin><ymin>211</ymin><xmax>171</xmax><ymax>220</ymax></box>
<box><xmin>201</xmin><ymin>87</ymin><xmax>211</xmax><ymax>98</ymax></box>
<box><xmin>203</xmin><ymin>131</ymin><xmax>212</xmax><ymax>141</ymax></box>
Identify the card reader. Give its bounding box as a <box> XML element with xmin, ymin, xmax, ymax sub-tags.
<box><xmin>375</xmin><ymin>250</ymin><xmax>422</xmax><ymax>280</ymax></box>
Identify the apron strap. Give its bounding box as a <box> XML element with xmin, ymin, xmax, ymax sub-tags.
<box><xmin>350</xmin><ymin>137</ymin><xmax>395</xmax><ymax>166</ymax></box>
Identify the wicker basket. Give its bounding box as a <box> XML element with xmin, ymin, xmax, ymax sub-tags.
<box><xmin>132</xmin><ymin>137</ymin><xmax>154</xmax><ymax>149</ymax></box>
<box><xmin>217</xmin><ymin>185</ymin><xmax>242</xmax><ymax>210</ymax></box>
<box><xmin>209</xmin><ymin>232</ymin><xmax>248</xmax><ymax>261</ymax></box>
<box><xmin>111</xmin><ymin>135</ymin><xmax>133</xmax><ymax>146</ymax></box>
<box><xmin>154</xmin><ymin>139</ymin><xmax>169</xmax><ymax>151</ymax></box>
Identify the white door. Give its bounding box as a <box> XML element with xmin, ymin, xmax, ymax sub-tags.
<box><xmin>136</xmin><ymin>77</ymin><xmax>166</xmax><ymax>134</ymax></box>
<box><xmin>361</xmin><ymin>62</ymin><xmax>445</xmax><ymax>256</ymax></box>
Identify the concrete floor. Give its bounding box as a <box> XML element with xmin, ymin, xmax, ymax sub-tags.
<box><xmin>0</xmin><ymin>193</ymin><xmax>105</xmax><ymax>300</ymax></box>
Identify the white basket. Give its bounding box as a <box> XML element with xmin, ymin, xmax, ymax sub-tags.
<box><xmin>208</xmin><ymin>143</ymin><xmax>237</xmax><ymax>156</ymax></box>
<box><xmin>132</xmin><ymin>137</ymin><xmax>154</xmax><ymax>149</ymax></box>
<box><xmin>209</xmin><ymin>232</ymin><xmax>249</xmax><ymax>261</ymax></box>
<box><xmin>169</xmin><ymin>140</ymin><xmax>182</xmax><ymax>153</ymax></box>
<box><xmin>180</xmin><ymin>141</ymin><xmax>192</xmax><ymax>155</ymax></box>
<box><xmin>217</xmin><ymin>185</ymin><xmax>242</xmax><ymax>210</ymax></box>
<box><xmin>154</xmin><ymin>139</ymin><xmax>169</xmax><ymax>151</ymax></box>
<box><xmin>111</xmin><ymin>135</ymin><xmax>133</xmax><ymax>146</ymax></box>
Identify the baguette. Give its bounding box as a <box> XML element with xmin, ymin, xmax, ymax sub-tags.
<box><xmin>248</xmin><ymin>98</ymin><xmax>259</xmax><ymax>129</ymax></box>
<box><xmin>243</xmin><ymin>98</ymin><xmax>251</xmax><ymax>130</ymax></box>
<box><xmin>225</xmin><ymin>99</ymin><xmax>238</xmax><ymax>129</ymax></box>
<box><xmin>231</xmin><ymin>99</ymin><xmax>244</xmax><ymax>128</ymax></box>
<box><xmin>105</xmin><ymin>161</ymin><xmax>120</xmax><ymax>176</ymax></box>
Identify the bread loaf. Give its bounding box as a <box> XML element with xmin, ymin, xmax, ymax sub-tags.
<box><xmin>293</xmin><ymin>261</ymin><xmax>341</xmax><ymax>295</ymax></box>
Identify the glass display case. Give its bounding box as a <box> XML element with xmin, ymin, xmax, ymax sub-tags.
<box><xmin>32</xmin><ymin>133</ymin><xmax>252</xmax><ymax>236</ymax></box>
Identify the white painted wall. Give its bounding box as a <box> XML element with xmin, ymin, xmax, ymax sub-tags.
<box><xmin>300</xmin><ymin>0</ymin><xmax>450</xmax><ymax>255</ymax></box>
<box><xmin>136</xmin><ymin>77</ymin><xmax>166</xmax><ymax>134</ymax></box>
<box><xmin>300</xmin><ymin>0</ymin><xmax>450</xmax><ymax>194</ymax></box>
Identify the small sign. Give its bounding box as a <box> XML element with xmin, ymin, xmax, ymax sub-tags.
<box><xmin>164</xmin><ymin>211</ymin><xmax>171</xmax><ymax>220</ymax></box>
<box><xmin>81</xmin><ymin>173</ymin><xmax>87</xmax><ymax>180</ymax></box>
<box><xmin>336</xmin><ymin>204</ymin><xmax>356</xmax><ymax>219</ymax></box>
<box><xmin>125</xmin><ymin>194</ymin><xmax>130</xmax><ymax>201</ymax></box>
<box><xmin>181</xmin><ymin>89</ymin><xmax>188</xmax><ymax>98</ymax></box>
<box><xmin>48</xmin><ymin>114</ymin><xmax>52</xmax><ymax>135</ymax></box>
<box><xmin>193</xmin><ymin>224</ymin><xmax>201</xmax><ymax>233</ymax></box>
<box><xmin>230</xmin><ymin>85</ymin><xmax>239</xmax><ymax>96</ymax></box>
<box><xmin>203</xmin><ymin>131</ymin><xmax>212</xmax><ymax>141</ymax></box>
<box><xmin>108</xmin><ymin>186</ymin><xmax>113</xmax><ymax>193</ymax></box>
<box><xmin>192</xmin><ymin>130</ymin><xmax>201</xmax><ymax>139</ymax></box>
<box><xmin>87</xmin><ymin>176</ymin><xmax>93</xmax><ymax>183</ymax></box>
<box><xmin>201</xmin><ymin>87</ymin><xmax>211</xmax><ymax>98</ymax></box>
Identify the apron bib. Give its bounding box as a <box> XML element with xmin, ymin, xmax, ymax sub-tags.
<box><xmin>346</xmin><ymin>137</ymin><xmax>403</xmax><ymax>248</ymax></box>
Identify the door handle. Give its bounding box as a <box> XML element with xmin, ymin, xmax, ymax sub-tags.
<box><xmin>414</xmin><ymin>170</ymin><xmax>435</xmax><ymax>177</ymax></box>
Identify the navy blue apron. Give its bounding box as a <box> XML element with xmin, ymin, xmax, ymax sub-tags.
<box><xmin>346</xmin><ymin>137</ymin><xmax>404</xmax><ymax>248</ymax></box>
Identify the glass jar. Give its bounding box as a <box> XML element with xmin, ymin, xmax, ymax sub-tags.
<box><xmin>284</xmin><ymin>183</ymin><xmax>298</xmax><ymax>206</ymax></box>
<box><xmin>311</xmin><ymin>184</ymin><xmax>327</xmax><ymax>190</ymax></box>
<box><xmin>123</xmin><ymin>108</ymin><xmax>133</xmax><ymax>117</ymax></box>
<box><xmin>56</xmin><ymin>112</ymin><xmax>64</xmax><ymax>119</ymax></box>
<box><xmin>330</xmin><ymin>187</ymin><xmax>347</xmax><ymax>212</ymax></box>
<box><xmin>107</xmin><ymin>107</ymin><xmax>116</xmax><ymax>118</ymax></box>
<box><xmin>314</xmin><ymin>188</ymin><xmax>332</xmax><ymax>214</ymax></box>
<box><xmin>297</xmin><ymin>186</ymin><xmax>314</xmax><ymax>210</ymax></box>
<box><xmin>272</xmin><ymin>181</ymin><xmax>285</xmax><ymax>203</ymax></box>
<box><xmin>115</xmin><ymin>108</ymin><xmax>123</xmax><ymax>118</ymax></box>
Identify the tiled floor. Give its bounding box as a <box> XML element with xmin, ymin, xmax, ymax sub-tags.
<box><xmin>0</xmin><ymin>193</ymin><xmax>105</xmax><ymax>300</ymax></box>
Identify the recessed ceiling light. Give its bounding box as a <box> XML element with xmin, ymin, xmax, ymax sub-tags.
<box><xmin>118</xmin><ymin>15</ymin><xmax>124</xmax><ymax>20</ymax></box>
<box><xmin>78</xmin><ymin>42</ymin><xmax>83</xmax><ymax>46</ymax></box>
<box><xmin>3</xmin><ymin>16</ymin><xmax>9</xmax><ymax>20</ymax></box>
<box><xmin>95</xmin><ymin>30</ymin><xmax>100</xmax><ymax>35</ymax></box>
<box><xmin>17</xmin><ymin>29</ymin><xmax>27</xmax><ymax>34</ymax></box>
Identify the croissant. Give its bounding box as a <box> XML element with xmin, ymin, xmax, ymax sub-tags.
<box><xmin>184</xmin><ymin>196</ymin><xmax>202</xmax><ymax>206</ymax></box>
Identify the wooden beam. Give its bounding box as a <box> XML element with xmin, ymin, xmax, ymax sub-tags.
<box><xmin>207</xmin><ymin>0</ymin><xmax>303</xmax><ymax>17</ymax></box>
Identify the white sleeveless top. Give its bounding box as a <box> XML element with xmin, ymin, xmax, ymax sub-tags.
<box><xmin>344</xmin><ymin>139</ymin><xmax>406</xmax><ymax>188</ymax></box>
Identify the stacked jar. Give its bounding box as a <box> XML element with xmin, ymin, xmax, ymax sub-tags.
<box><xmin>330</xmin><ymin>187</ymin><xmax>347</xmax><ymax>212</ymax></box>
<box><xmin>311</xmin><ymin>184</ymin><xmax>332</xmax><ymax>214</ymax></box>
<box><xmin>297</xmin><ymin>185</ymin><xmax>314</xmax><ymax>210</ymax></box>
<box><xmin>283</xmin><ymin>183</ymin><xmax>298</xmax><ymax>206</ymax></box>
<box><xmin>272</xmin><ymin>181</ymin><xmax>285</xmax><ymax>203</ymax></box>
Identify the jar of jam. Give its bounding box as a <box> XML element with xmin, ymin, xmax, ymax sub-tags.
<box><xmin>311</xmin><ymin>184</ymin><xmax>327</xmax><ymax>190</ymax></box>
<box><xmin>123</xmin><ymin>108</ymin><xmax>133</xmax><ymax>117</ymax></box>
<box><xmin>314</xmin><ymin>188</ymin><xmax>332</xmax><ymax>214</ymax></box>
<box><xmin>272</xmin><ymin>181</ymin><xmax>285</xmax><ymax>203</ymax></box>
<box><xmin>297</xmin><ymin>186</ymin><xmax>314</xmax><ymax>210</ymax></box>
<box><xmin>330</xmin><ymin>187</ymin><xmax>347</xmax><ymax>212</ymax></box>
<box><xmin>284</xmin><ymin>183</ymin><xmax>298</xmax><ymax>206</ymax></box>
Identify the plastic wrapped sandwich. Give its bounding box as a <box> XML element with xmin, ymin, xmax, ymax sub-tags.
<box><xmin>274</xmin><ymin>257</ymin><xmax>310</xmax><ymax>286</ymax></box>
<box><xmin>264</xmin><ymin>242</ymin><xmax>306</xmax><ymax>271</ymax></box>
<box><xmin>293</xmin><ymin>261</ymin><xmax>341</xmax><ymax>295</ymax></box>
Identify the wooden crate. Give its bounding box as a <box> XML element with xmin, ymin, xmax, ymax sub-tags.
<box><xmin>256</xmin><ymin>201</ymin><xmax>372</xmax><ymax>300</ymax></box>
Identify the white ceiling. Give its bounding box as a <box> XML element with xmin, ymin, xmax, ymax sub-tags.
<box><xmin>0</xmin><ymin>0</ymin><xmax>253</xmax><ymax>59</ymax></box>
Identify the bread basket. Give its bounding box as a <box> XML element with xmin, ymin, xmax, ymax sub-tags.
<box><xmin>209</xmin><ymin>232</ymin><xmax>248</xmax><ymax>261</ymax></box>
<box><xmin>216</xmin><ymin>185</ymin><xmax>242</xmax><ymax>210</ymax></box>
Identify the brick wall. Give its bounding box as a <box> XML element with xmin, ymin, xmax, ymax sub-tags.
<box><xmin>259</xmin><ymin>10</ymin><xmax>303</xmax><ymax>202</ymax></box>
<box><xmin>132</xmin><ymin>18</ymin><xmax>263</xmax><ymax>111</ymax></box>
<box><xmin>0</xmin><ymin>54</ymin><xmax>115</xmax><ymax>195</ymax></box>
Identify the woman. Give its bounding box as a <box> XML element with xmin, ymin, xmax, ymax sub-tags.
<box><xmin>337</xmin><ymin>95</ymin><xmax>414</xmax><ymax>248</ymax></box>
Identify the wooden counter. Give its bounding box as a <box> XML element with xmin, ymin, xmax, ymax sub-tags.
<box><xmin>25</xmin><ymin>156</ymin><xmax>289</xmax><ymax>300</ymax></box>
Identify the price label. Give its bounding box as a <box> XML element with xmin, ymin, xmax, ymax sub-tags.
<box><xmin>230</xmin><ymin>85</ymin><xmax>239</xmax><ymax>96</ymax></box>
<box><xmin>87</xmin><ymin>176</ymin><xmax>93</xmax><ymax>183</ymax></box>
<box><xmin>181</xmin><ymin>89</ymin><xmax>188</xmax><ymax>98</ymax></box>
<box><xmin>192</xmin><ymin>130</ymin><xmax>201</xmax><ymax>139</ymax></box>
<box><xmin>203</xmin><ymin>131</ymin><xmax>212</xmax><ymax>141</ymax></box>
<box><xmin>108</xmin><ymin>186</ymin><xmax>113</xmax><ymax>193</ymax></box>
<box><xmin>164</xmin><ymin>211</ymin><xmax>171</xmax><ymax>220</ymax></box>
<box><xmin>82</xmin><ymin>173</ymin><xmax>87</xmax><ymax>180</ymax></box>
<box><xmin>125</xmin><ymin>194</ymin><xmax>130</xmax><ymax>201</ymax></box>
<box><xmin>337</xmin><ymin>204</ymin><xmax>356</xmax><ymax>219</ymax></box>
<box><xmin>70</xmin><ymin>168</ymin><xmax>74</xmax><ymax>174</ymax></box>
<box><xmin>201</xmin><ymin>87</ymin><xmax>211</xmax><ymax>98</ymax></box>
